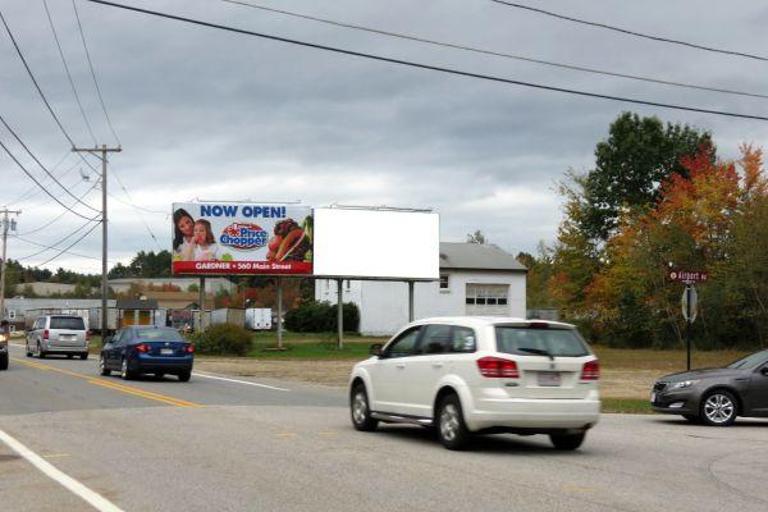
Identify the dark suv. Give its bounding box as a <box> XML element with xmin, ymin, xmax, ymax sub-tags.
<box><xmin>651</xmin><ymin>350</ymin><xmax>768</xmax><ymax>426</ymax></box>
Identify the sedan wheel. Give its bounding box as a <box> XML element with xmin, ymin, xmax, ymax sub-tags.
<box><xmin>701</xmin><ymin>391</ymin><xmax>737</xmax><ymax>426</ymax></box>
<box><xmin>120</xmin><ymin>358</ymin><xmax>135</xmax><ymax>380</ymax></box>
<box><xmin>99</xmin><ymin>355</ymin><xmax>111</xmax><ymax>376</ymax></box>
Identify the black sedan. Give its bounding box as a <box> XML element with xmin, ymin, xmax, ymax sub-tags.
<box><xmin>99</xmin><ymin>326</ymin><xmax>194</xmax><ymax>381</ymax></box>
<box><xmin>652</xmin><ymin>350</ymin><xmax>768</xmax><ymax>426</ymax></box>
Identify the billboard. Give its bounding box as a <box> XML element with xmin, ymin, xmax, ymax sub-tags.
<box><xmin>171</xmin><ymin>202</ymin><xmax>313</xmax><ymax>275</ymax></box>
<box><xmin>313</xmin><ymin>207</ymin><xmax>439</xmax><ymax>280</ymax></box>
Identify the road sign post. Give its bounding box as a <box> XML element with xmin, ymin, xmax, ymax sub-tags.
<box><xmin>670</xmin><ymin>270</ymin><xmax>704</xmax><ymax>371</ymax></box>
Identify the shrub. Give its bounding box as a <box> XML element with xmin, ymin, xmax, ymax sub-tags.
<box><xmin>192</xmin><ymin>324</ymin><xmax>253</xmax><ymax>356</ymax></box>
<box><xmin>284</xmin><ymin>301</ymin><xmax>360</xmax><ymax>333</ymax></box>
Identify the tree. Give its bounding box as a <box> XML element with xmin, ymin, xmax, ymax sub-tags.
<box><xmin>581</xmin><ymin>112</ymin><xmax>713</xmax><ymax>242</ymax></box>
<box><xmin>466</xmin><ymin>230</ymin><xmax>487</xmax><ymax>244</ymax></box>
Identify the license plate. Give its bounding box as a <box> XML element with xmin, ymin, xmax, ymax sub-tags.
<box><xmin>160</xmin><ymin>348</ymin><xmax>174</xmax><ymax>355</ymax></box>
<box><xmin>537</xmin><ymin>371</ymin><xmax>561</xmax><ymax>387</ymax></box>
<box><xmin>651</xmin><ymin>392</ymin><xmax>656</xmax><ymax>403</ymax></box>
<box><xmin>60</xmin><ymin>335</ymin><xmax>75</xmax><ymax>341</ymax></box>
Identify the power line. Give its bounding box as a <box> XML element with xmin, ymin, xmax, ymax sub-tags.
<box><xmin>16</xmin><ymin>180</ymin><xmax>101</xmax><ymax>236</ymax></box>
<box><xmin>0</xmin><ymin>6</ymin><xmax>102</xmax><ymax>176</ymax></box>
<box><xmin>86</xmin><ymin>0</ymin><xmax>768</xmax><ymax>121</ymax></box>
<box><xmin>0</xmin><ymin>138</ymin><xmax>102</xmax><ymax>221</ymax></box>
<box><xmin>71</xmin><ymin>0</ymin><xmax>121</xmax><ymax>146</ymax></box>
<box><xmin>9</xmin><ymin>150</ymin><xmax>74</xmax><ymax>206</ymax></box>
<box><xmin>0</xmin><ymin>114</ymin><xmax>101</xmax><ymax>213</ymax></box>
<box><xmin>109</xmin><ymin>171</ymin><xmax>162</xmax><ymax>248</ymax></box>
<box><xmin>15</xmin><ymin>217</ymin><xmax>100</xmax><ymax>262</ymax></box>
<box><xmin>35</xmin><ymin>220</ymin><xmax>101</xmax><ymax>267</ymax></box>
<box><xmin>43</xmin><ymin>0</ymin><xmax>98</xmax><ymax>145</ymax></box>
<box><xmin>222</xmin><ymin>0</ymin><xmax>768</xmax><ymax>100</ymax></box>
<box><xmin>13</xmin><ymin>233</ymin><xmax>101</xmax><ymax>261</ymax></box>
<box><xmin>490</xmin><ymin>0</ymin><xmax>768</xmax><ymax>63</ymax></box>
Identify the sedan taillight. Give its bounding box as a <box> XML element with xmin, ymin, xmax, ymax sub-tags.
<box><xmin>185</xmin><ymin>344</ymin><xmax>195</xmax><ymax>354</ymax></box>
<box><xmin>477</xmin><ymin>356</ymin><xmax>519</xmax><ymax>378</ymax></box>
<box><xmin>581</xmin><ymin>359</ymin><xmax>600</xmax><ymax>381</ymax></box>
<box><xmin>135</xmin><ymin>343</ymin><xmax>150</xmax><ymax>353</ymax></box>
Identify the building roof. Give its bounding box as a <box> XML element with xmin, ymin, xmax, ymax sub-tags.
<box><xmin>439</xmin><ymin>242</ymin><xmax>526</xmax><ymax>272</ymax></box>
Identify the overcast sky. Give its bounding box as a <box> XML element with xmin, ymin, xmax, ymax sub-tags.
<box><xmin>1</xmin><ymin>0</ymin><xmax>767</xmax><ymax>273</ymax></box>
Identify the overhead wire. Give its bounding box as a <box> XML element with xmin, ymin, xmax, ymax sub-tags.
<box><xmin>71</xmin><ymin>0</ymin><xmax>121</xmax><ymax>146</ymax></box>
<box><xmin>9</xmin><ymin>150</ymin><xmax>73</xmax><ymax>206</ymax></box>
<box><xmin>222</xmin><ymin>0</ymin><xmax>768</xmax><ymax>100</ymax></box>
<box><xmin>16</xmin><ymin>179</ymin><xmax>101</xmax><ymax>236</ymax></box>
<box><xmin>13</xmin><ymin>233</ymin><xmax>101</xmax><ymax>261</ymax></box>
<box><xmin>35</xmin><ymin>220</ymin><xmax>102</xmax><ymax>267</ymax></box>
<box><xmin>0</xmin><ymin>113</ymin><xmax>101</xmax><ymax>213</ymax></box>
<box><xmin>0</xmin><ymin>137</ymin><xmax>101</xmax><ymax>221</ymax></box>
<box><xmin>43</xmin><ymin>0</ymin><xmax>98</xmax><ymax>146</ymax></box>
<box><xmin>0</xmin><ymin>6</ymin><xmax>101</xmax><ymax>175</ymax></box>
<box><xmin>15</xmin><ymin>217</ymin><xmax>100</xmax><ymax>262</ymax></box>
<box><xmin>85</xmin><ymin>0</ymin><xmax>768</xmax><ymax>121</ymax></box>
<box><xmin>109</xmin><ymin>170</ymin><xmax>163</xmax><ymax>249</ymax></box>
<box><xmin>489</xmin><ymin>0</ymin><xmax>768</xmax><ymax>63</ymax></box>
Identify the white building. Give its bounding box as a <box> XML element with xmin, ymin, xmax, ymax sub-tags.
<box><xmin>315</xmin><ymin>242</ymin><xmax>527</xmax><ymax>335</ymax></box>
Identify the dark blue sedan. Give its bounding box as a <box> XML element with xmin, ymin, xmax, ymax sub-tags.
<box><xmin>99</xmin><ymin>326</ymin><xmax>194</xmax><ymax>381</ymax></box>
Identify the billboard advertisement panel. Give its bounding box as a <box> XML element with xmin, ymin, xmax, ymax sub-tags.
<box><xmin>313</xmin><ymin>207</ymin><xmax>439</xmax><ymax>280</ymax></box>
<box><xmin>171</xmin><ymin>202</ymin><xmax>313</xmax><ymax>275</ymax></box>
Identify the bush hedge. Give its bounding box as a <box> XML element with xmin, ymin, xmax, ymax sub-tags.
<box><xmin>192</xmin><ymin>323</ymin><xmax>253</xmax><ymax>356</ymax></box>
<box><xmin>284</xmin><ymin>301</ymin><xmax>360</xmax><ymax>333</ymax></box>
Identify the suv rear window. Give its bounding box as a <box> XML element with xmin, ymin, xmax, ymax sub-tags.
<box><xmin>49</xmin><ymin>317</ymin><xmax>86</xmax><ymax>330</ymax></box>
<box><xmin>495</xmin><ymin>326</ymin><xmax>589</xmax><ymax>357</ymax></box>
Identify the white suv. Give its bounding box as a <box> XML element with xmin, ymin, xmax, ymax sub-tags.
<box><xmin>349</xmin><ymin>317</ymin><xmax>600</xmax><ymax>450</ymax></box>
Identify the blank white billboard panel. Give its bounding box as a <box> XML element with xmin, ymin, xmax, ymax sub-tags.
<box><xmin>313</xmin><ymin>208</ymin><xmax>439</xmax><ymax>280</ymax></box>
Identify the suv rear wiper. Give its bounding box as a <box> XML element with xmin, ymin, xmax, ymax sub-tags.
<box><xmin>517</xmin><ymin>347</ymin><xmax>554</xmax><ymax>360</ymax></box>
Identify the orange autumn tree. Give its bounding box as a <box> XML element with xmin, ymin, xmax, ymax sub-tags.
<box><xmin>583</xmin><ymin>144</ymin><xmax>764</xmax><ymax>347</ymax></box>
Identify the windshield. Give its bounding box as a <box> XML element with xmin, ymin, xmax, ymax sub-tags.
<box><xmin>135</xmin><ymin>329</ymin><xmax>184</xmax><ymax>342</ymax></box>
<box><xmin>49</xmin><ymin>317</ymin><xmax>85</xmax><ymax>330</ymax></box>
<box><xmin>727</xmin><ymin>351</ymin><xmax>768</xmax><ymax>370</ymax></box>
<box><xmin>495</xmin><ymin>326</ymin><xmax>589</xmax><ymax>357</ymax></box>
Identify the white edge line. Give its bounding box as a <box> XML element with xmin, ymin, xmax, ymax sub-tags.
<box><xmin>0</xmin><ymin>429</ymin><xmax>125</xmax><ymax>512</ymax></box>
<box><xmin>192</xmin><ymin>371</ymin><xmax>290</xmax><ymax>392</ymax></box>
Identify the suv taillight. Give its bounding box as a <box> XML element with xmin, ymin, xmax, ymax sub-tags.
<box><xmin>135</xmin><ymin>343</ymin><xmax>150</xmax><ymax>353</ymax></box>
<box><xmin>86</xmin><ymin>331</ymin><xmax>91</xmax><ymax>341</ymax></box>
<box><xmin>43</xmin><ymin>329</ymin><xmax>49</xmax><ymax>340</ymax></box>
<box><xmin>581</xmin><ymin>359</ymin><xmax>600</xmax><ymax>381</ymax></box>
<box><xmin>477</xmin><ymin>356</ymin><xmax>519</xmax><ymax>378</ymax></box>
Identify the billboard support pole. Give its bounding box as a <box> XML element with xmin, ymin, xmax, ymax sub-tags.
<box><xmin>337</xmin><ymin>278</ymin><xmax>344</xmax><ymax>350</ymax></box>
<box><xmin>276</xmin><ymin>277</ymin><xmax>283</xmax><ymax>350</ymax></box>
<box><xmin>408</xmin><ymin>281</ymin><xmax>414</xmax><ymax>322</ymax></box>
<box><xmin>198</xmin><ymin>277</ymin><xmax>205</xmax><ymax>311</ymax></box>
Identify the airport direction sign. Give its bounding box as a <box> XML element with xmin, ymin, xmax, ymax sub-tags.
<box><xmin>668</xmin><ymin>270</ymin><xmax>709</xmax><ymax>284</ymax></box>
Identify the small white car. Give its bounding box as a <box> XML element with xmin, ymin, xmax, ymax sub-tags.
<box><xmin>349</xmin><ymin>317</ymin><xmax>600</xmax><ymax>450</ymax></box>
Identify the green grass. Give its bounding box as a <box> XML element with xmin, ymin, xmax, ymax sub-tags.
<box><xmin>601</xmin><ymin>398</ymin><xmax>654</xmax><ymax>414</ymax></box>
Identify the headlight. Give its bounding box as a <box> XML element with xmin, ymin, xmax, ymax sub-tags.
<box><xmin>669</xmin><ymin>380</ymin><xmax>699</xmax><ymax>390</ymax></box>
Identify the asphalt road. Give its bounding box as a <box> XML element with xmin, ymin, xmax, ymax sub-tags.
<box><xmin>2</xmin><ymin>343</ymin><xmax>768</xmax><ymax>512</ymax></box>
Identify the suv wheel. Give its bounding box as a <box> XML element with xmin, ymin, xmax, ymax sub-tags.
<box><xmin>436</xmin><ymin>394</ymin><xmax>470</xmax><ymax>450</ymax></box>
<box><xmin>350</xmin><ymin>384</ymin><xmax>378</xmax><ymax>432</ymax></box>
<box><xmin>25</xmin><ymin>343</ymin><xmax>32</xmax><ymax>357</ymax></box>
<box><xmin>550</xmin><ymin>432</ymin><xmax>586</xmax><ymax>451</ymax></box>
<box><xmin>37</xmin><ymin>343</ymin><xmax>46</xmax><ymax>359</ymax></box>
<box><xmin>701</xmin><ymin>390</ymin><xmax>738</xmax><ymax>426</ymax></box>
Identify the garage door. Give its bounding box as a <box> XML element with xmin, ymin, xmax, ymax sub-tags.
<box><xmin>465</xmin><ymin>284</ymin><xmax>509</xmax><ymax>316</ymax></box>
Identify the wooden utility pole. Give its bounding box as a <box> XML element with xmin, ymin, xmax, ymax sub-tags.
<box><xmin>72</xmin><ymin>145</ymin><xmax>121</xmax><ymax>335</ymax></box>
<box><xmin>0</xmin><ymin>208</ymin><xmax>21</xmax><ymax>321</ymax></box>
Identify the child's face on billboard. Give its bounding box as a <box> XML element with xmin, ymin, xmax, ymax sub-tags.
<box><xmin>193</xmin><ymin>223</ymin><xmax>207</xmax><ymax>244</ymax></box>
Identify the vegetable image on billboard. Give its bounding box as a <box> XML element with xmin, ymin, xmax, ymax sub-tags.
<box><xmin>171</xmin><ymin>202</ymin><xmax>313</xmax><ymax>275</ymax></box>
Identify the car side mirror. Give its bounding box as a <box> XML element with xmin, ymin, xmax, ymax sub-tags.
<box><xmin>761</xmin><ymin>366</ymin><xmax>768</xmax><ymax>376</ymax></box>
<box><xmin>369</xmin><ymin>343</ymin><xmax>383</xmax><ymax>357</ymax></box>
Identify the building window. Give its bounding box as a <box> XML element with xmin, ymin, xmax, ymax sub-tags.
<box><xmin>439</xmin><ymin>274</ymin><xmax>449</xmax><ymax>290</ymax></box>
<box><xmin>7</xmin><ymin>310</ymin><xmax>16</xmax><ymax>320</ymax></box>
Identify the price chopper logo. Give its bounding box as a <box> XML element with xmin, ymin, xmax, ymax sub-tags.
<box><xmin>219</xmin><ymin>223</ymin><xmax>267</xmax><ymax>251</ymax></box>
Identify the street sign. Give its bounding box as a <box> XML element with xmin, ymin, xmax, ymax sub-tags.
<box><xmin>682</xmin><ymin>285</ymin><xmax>698</xmax><ymax>323</ymax></box>
<box><xmin>669</xmin><ymin>270</ymin><xmax>708</xmax><ymax>283</ymax></box>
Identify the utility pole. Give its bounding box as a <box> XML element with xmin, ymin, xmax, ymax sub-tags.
<box><xmin>72</xmin><ymin>145</ymin><xmax>121</xmax><ymax>336</ymax></box>
<box><xmin>0</xmin><ymin>208</ymin><xmax>21</xmax><ymax>322</ymax></box>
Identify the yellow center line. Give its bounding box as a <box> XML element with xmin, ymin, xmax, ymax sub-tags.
<box><xmin>12</xmin><ymin>358</ymin><xmax>203</xmax><ymax>408</ymax></box>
